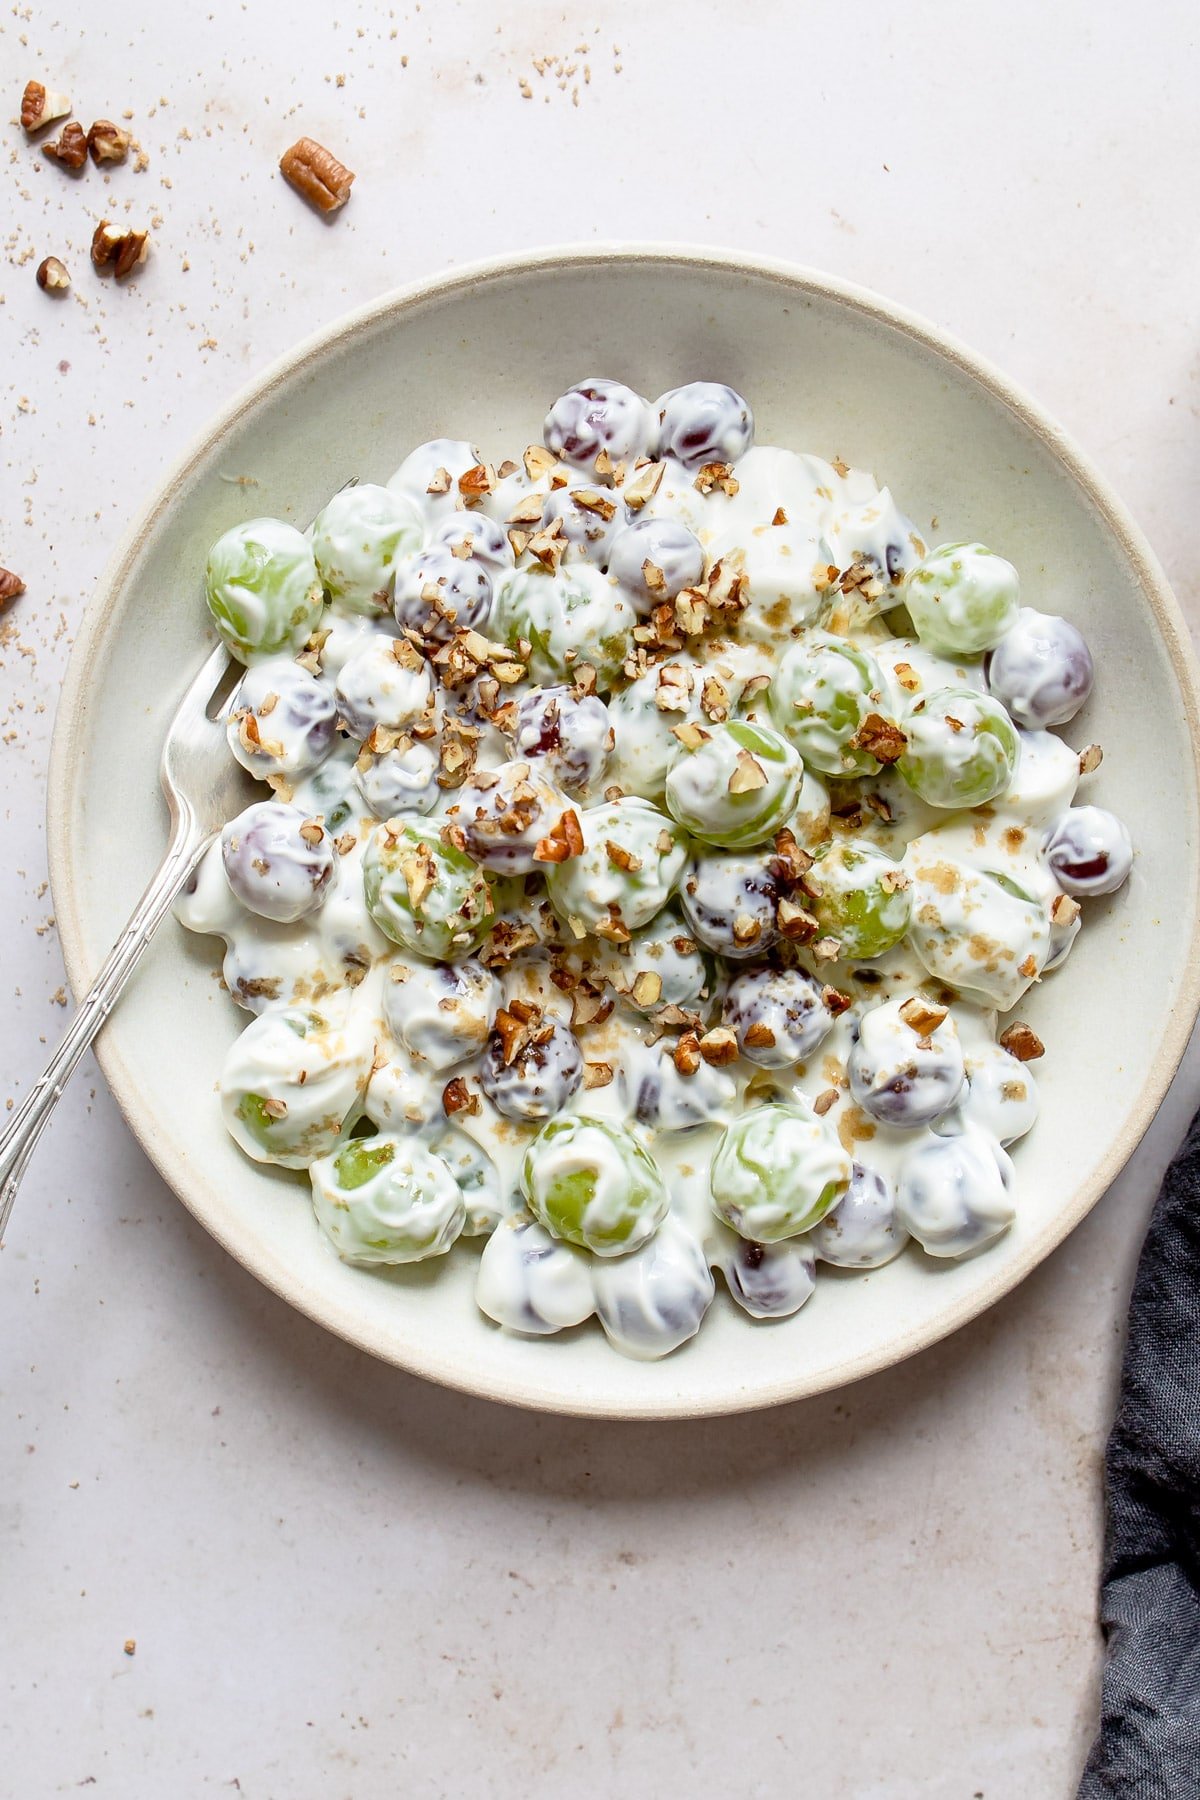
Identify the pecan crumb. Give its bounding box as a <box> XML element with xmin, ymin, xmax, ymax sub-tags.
<box><xmin>728</xmin><ymin>749</ymin><xmax>767</xmax><ymax>794</ymax></box>
<box><xmin>533</xmin><ymin>807</ymin><xmax>584</xmax><ymax>864</ymax></box>
<box><xmin>42</xmin><ymin>120</ymin><xmax>88</xmax><ymax>169</ymax></box>
<box><xmin>822</xmin><ymin>985</ymin><xmax>852</xmax><ymax>1016</ymax></box>
<box><xmin>850</xmin><ymin>711</ymin><xmax>907</xmax><ymax>765</ymax></box>
<box><xmin>35</xmin><ymin>255</ymin><xmax>70</xmax><ymax>293</ymax></box>
<box><xmin>624</xmin><ymin>971</ymin><xmax>658</xmax><ymax>1009</ymax></box>
<box><xmin>442</xmin><ymin>1076</ymin><xmax>480</xmax><ymax>1116</ymax></box>
<box><xmin>1050</xmin><ymin>892</ymin><xmax>1081</xmax><ymax>928</ymax></box>
<box><xmin>698</xmin><ymin>1026</ymin><xmax>739</xmax><ymax>1066</ymax></box>
<box><xmin>279</xmin><ymin>136</ymin><xmax>355</xmax><ymax>213</ymax></box>
<box><xmin>899</xmin><ymin>995</ymin><xmax>948</xmax><ymax>1036</ymax></box>
<box><xmin>999</xmin><ymin>1021</ymin><xmax>1045</xmax><ymax>1062</ymax></box>
<box><xmin>812</xmin><ymin>1087</ymin><xmax>840</xmax><ymax>1116</ymax></box>
<box><xmin>88</xmin><ymin>118</ymin><xmax>130</xmax><ymax>164</ymax></box>
<box><xmin>20</xmin><ymin>81</ymin><xmax>71</xmax><ymax>134</ymax></box>
<box><xmin>1079</xmin><ymin>743</ymin><xmax>1103</xmax><ymax>775</ymax></box>
<box><xmin>694</xmin><ymin>461</ymin><xmax>738</xmax><ymax>496</ymax></box>
<box><xmin>0</xmin><ymin>568</ymin><xmax>27</xmax><ymax>607</ymax></box>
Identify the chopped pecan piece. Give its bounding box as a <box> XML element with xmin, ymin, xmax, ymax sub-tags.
<box><xmin>728</xmin><ymin>749</ymin><xmax>767</xmax><ymax>794</ymax></box>
<box><xmin>1079</xmin><ymin>743</ymin><xmax>1103</xmax><ymax>775</ymax></box>
<box><xmin>698</xmin><ymin>1026</ymin><xmax>738</xmax><ymax>1066</ymax></box>
<box><xmin>999</xmin><ymin>1021</ymin><xmax>1045</xmax><ymax>1062</ymax></box>
<box><xmin>776</xmin><ymin>897</ymin><xmax>818</xmax><ymax>942</ymax></box>
<box><xmin>812</xmin><ymin>1088</ymin><xmax>840</xmax><ymax>1116</ymax></box>
<box><xmin>523</xmin><ymin>444</ymin><xmax>558</xmax><ymax>480</ymax></box>
<box><xmin>670</xmin><ymin>721</ymin><xmax>709</xmax><ymax>751</ymax></box>
<box><xmin>743</xmin><ymin>1022</ymin><xmax>776</xmax><ymax>1049</ymax></box>
<box><xmin>458</xmin><ymin>462</ymin><xmax>496</xmax><ymax>508</ymax></box>
<box><xmin>630</xmin><ymin>970</ymin><xmax>662</xmax><ymax>1008</ymax></box>
<box><xmin>582</xmin><ymin>1061</ymin><xmax>614</xmax><ymax>1090</ymax></box>
<box><xmin>673</xmin><ymin>1031</ymin><xmax>702</xmax><ymax>1077</ymax></box>
<box><xmin>20</xmin><ymin>81</ymin><xmax>71</xmax><ymax>134</ymax></box>
<box><xmin>1050</xmin><ymin>893</ymin><xmax>1081</xmax><ymax>928</ymax></box>
<box><xmin>87</xmin><ymin>119</ymin><xmax>130</xmax><ymax>164</ymax></box>
<box><xmin>694</xmin><ymin>461</ymin><xmax>739</xmax><ymax>496</ymax></box>
<box><xmin>893</xmin><ymin>661</ymin><xmax>921</xmax><ymax>693</ymax></box>
<box><xmin>850</xmin><ymin>711</ymin><xmax>907</xmax><ymax>765</ymax></box>
<box><xmin>279</xmin><ymin>136</ymin><xmax>355</xmax><ymax>213</ymax></box>
<box><xmin>42</xmin><ymin>121</ymin><xmax>88</xmax><ymax>169</ymax></box>
<box><xmin>821</xmin><ymin>985</ymin><xmax>852</xmax><ymax>1016</ymax></box>
<box><xmin>605</xmin><ymin>839</ymin><xmax>642</xmax><ymax>873</ymax></box>
<box><xmin>572</xmin><ymin>488</ymin><xmax>616</xmax><ymax>522</ymax></box>
<box><xmin>622</xmin><ymin>461</ymin><xmax>665</xmax><ymax>511</ymax></box>
<box><xmin>442</xmin><ymin>1076</ymin><xmax>480</xmax><ymax>1116</ymax></box>
<box><xmin>35</xmin><ymin>255</ymin><xmax>70</xmax><ymax>293</ymax></box>
<box><xmin>533</xmin><ymin>807</ymin><xmax>584</xmax><ymax>864</ymax></box>
<box><xmin>0</xmin><ymin>568</ymin><xmax>26</xmax><ymax>607</ymax></box>
<box><xmin>90</xmin><ymin>219</ymin><xmax>149</xmax><ymax>279</ymax></box>
<box><xmin>899</xmin><ymin>996</ymin><xmax>948</xmax><ymax>1037</ymax></box>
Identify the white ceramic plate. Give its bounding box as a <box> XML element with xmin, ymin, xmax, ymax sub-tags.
<box><xmin>47</xmin><ymin>246</ymin><xmax>1200</xmax><ymax>1418</ymax></box>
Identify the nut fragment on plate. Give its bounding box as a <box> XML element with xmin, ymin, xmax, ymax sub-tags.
<box><xmin>91</xmin><ymin>219</ymin><xmax>149</xmax><ymax>279</ymax></box>
<box><xmin>279</xmin><ymin>136</ymin><xmax>355</xmax><ymax>214</ymax></box>
<box><xmin>0</xmin><ymin>568</ymin><xmax>26</xmax><ymax>607</ymax></box>
<box><xmin>42</xmin><ymin>121</ymin><xmax>88</xmax><ymax>169</ymax></box>
<box><xmin>35</xmin><ymin>256</ymin><xmax>70</xmax><ymax>293</ymax></box>
<box><xmin>999</xmin><ymin>1021</ymin><xmax>1045</xmax><ymax>1062</ymax></box>
<box><xmin>87</xmin><ymin>119</ymin><xmax>130</xmax><ymax>164</ymax></box>
<box><xmin>20</xmin><ymin>80</ymin><xmax>71</xmax><ymax>134</ymax></box>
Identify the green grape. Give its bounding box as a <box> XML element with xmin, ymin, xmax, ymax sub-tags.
<box><xmin>363</xmin><ymin>818</ymin><xmax>494</xmax><ymax>961</ymax></box>
<box><xmin>808</xmin><ymin>839</ymin><xmax>912</xmax><ymax>959</ymax></box>
<box><xmin>521</xmin><ymin>1115</ymin><xmax>669</xmax><ymax>1257</ymax></box>
<box><xmin>220</xmin><ymin>1006</ymin><xmax>370</xmax><ymax>1169</ymax></box>
<box><xmin>310</xmin><ymin>1133</ymin><xmax>466</xmax><ymax>1265</ymax></box>
<box><xmin>903</xmin><ymin>541</ymin><xmax>1020</xmax><ymax>655</ymax></box>
<box><xmin>898</xmin><ymin>686</ymin><xmax>1019</xmax><ymax>809</ymax></box>
<box><xmin>768</xmin><ymin>631</ymin><xmax>891</xmax><ymax>777</ymax></box>
<box><xmin>490</xmin><ymin>563</ymin><xmax>635</xmax><ymax>688</ymax></box>
<box><xmin>205</xmin><ymin>517</ymin><xmax>324</xmax><ymax>663</ymax></box>
<box><xmin>544</xmin><ymin>796</ymin><xmax>688</xmax><ymax>938</ymax></box>
<box><xmin>709</xmin><ymin>1102</ymin><xmax>852</xmax><ymax>1242</ymax></box>
<box><xmin>311</xmin><ymin>482</ymin><xmax>424</xmax><ymax>614</ymax></box>
<box><xmin>665</xmin><ymin>720</ymin><xmax>802</xmax><ymax>850</ymax></box>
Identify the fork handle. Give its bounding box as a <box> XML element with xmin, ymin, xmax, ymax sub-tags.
<box><xmin>0</xmin><ymin>819</ymin><xmax>209</xmax><ymax>1241</ymax></box>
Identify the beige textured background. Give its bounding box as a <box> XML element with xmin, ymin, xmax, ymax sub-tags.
<box><xmin>2</xmin><ymin>2</ymin><xmax>1198</xmax><ymax>1794</ymax></box>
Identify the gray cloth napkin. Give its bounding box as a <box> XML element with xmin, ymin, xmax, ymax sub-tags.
<box><xmin>1078</xmin><ymin>1106</ymin><xmax>1200</xmax><ymax>1794</ymax></box>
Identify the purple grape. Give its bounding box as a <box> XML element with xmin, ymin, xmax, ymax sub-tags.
<box><xmin>679</xmin><ymin>850</ymin><xmax>779</xmax><ymax>961</ymax></box>
<box><xmin>1044</xmin><ymin>805</ymin><xmax>1132</xmax><ymax>897</ymax></box>
<box><xmin>512</xmin><ymin>686</ymin><xmax>613</xmax><ymax>794</ymax></box>
<box><xmin>655</xmin><ymin>382</ymin><xmax>753</xmax><ymax>468</ymax></box>
<box><xmin>722</xmin><ymin>967</ymin><xmax>833</xmax><ymax>1067</ymax></box>
<box><xmin>543</xmin><ymin>379</ymin><xmax>657</xmax><ymax>469</ymax></box>
<box><xmin>392</xmin><ymin>544</ymin><xmax>492</xmax><ymax>642</ymax></box>
<box><xmin>221</xmin><ymin>800</ymin><xmax>333</xmax><ymax>923</ymax></box>
<box><xmin>607</xmin><ymin>516</ymin><xmax>705</xmax><ymax>612</ymax></box>
<box><xmin>985</xmin><ymin>607</ymin><xmax>1094</xmax><ymax>728</ymax></box>
<box><xmin>478</xmin><ymin>1017</ymin><xmax>583</xmax><ymax>1121</ymax></box>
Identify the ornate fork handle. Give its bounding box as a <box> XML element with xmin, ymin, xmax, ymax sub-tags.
<box><xmin>0</xmin><ymin>812</ymin><xmax>209</xmax><ymax>1239</ymax></box>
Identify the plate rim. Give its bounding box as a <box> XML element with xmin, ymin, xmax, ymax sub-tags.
<box><xmin>45</xmin><ymin>240</ymin><xmax>1200</xmax><ymax>1418</ymax></box>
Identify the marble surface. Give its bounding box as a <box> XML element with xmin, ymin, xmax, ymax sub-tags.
<box><xmin>2</xmin><ymin>1</ymin><xmax>1198</xmax><ymax>1793</ymax></box>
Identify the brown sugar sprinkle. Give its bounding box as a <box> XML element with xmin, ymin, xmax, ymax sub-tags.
<box><xmin>582</xmin><ymin>1061</ymin><xmax>614</xmax><ymax>1090</ymax></box>
<box><xmin>442</xmin><ymin>1076</ymin><xmax>480</xmax><ymax>1117</ymax></box>
<box><xmin>899</xmin><ymin>996</ymin><xmax>948</xmax><ymax>1037</ymax></box>
<box><xmin>999</xmin><ymin>1021</ymin><xmax>1045</xmax><ymax>1061</ymax></box>
<box><xmin>850</xmin><ymin>712</ymin><xmax>907</xmax><ymax>765</ymax></box>
<box><xmin>812</xmin><ymin>1088</ymin><xmax>840</xmax><ymax>1116</ymax></box>
<box><xmin>279</xmin><ymin>136</ymin><xmax>355</xmax><ymax>213</ymax></box>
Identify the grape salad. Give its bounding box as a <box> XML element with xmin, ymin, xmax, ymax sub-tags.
<box><xmin>176</xmin><ymin>378</ymin><xmax>1132</xmax><ymax>1360</ymax></box>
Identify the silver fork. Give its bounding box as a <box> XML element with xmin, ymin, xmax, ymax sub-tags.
<box><xmin>0</xmin><ymin>640</ymin><xmax>244</xmax><ymax>1237</ymax></box>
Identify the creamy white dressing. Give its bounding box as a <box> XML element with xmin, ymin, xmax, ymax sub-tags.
<box><xmin>182</xmin><ymin>382</ymin><xmax>1130</xmax><ymax>1360</ymax></box>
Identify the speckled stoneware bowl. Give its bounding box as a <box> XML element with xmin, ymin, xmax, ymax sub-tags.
<box><xmin>47</xmin><ymin>246</ymin><xmax>1200</xmax><ymax>1418</ymax></box>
